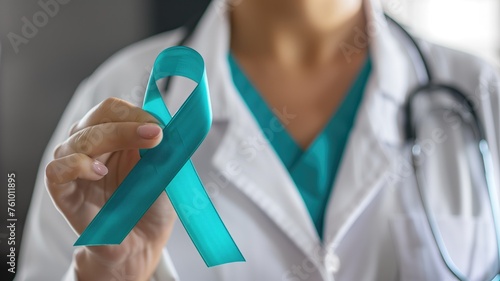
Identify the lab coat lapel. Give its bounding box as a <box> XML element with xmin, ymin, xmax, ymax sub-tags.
<box><xmin>323</xmin><ymin>0</ymin><xmax>416</xmax><ymax>249</ymax></box>
<box><xmin>171</xmin><ymin>0</ymin><xmax>416</xmax><ymax>266</ymax></box>
<box><xmin>211</xmin><ymin>89</ymin><xmax>323</xmax><ymax>263</ymax></box>
<box><xmin>177</xmin><ymin>0</ymin><xmax>323</xmax><ymax>268</ymax></box>
<box><xmin>322</xmin><ymin>85</ymin><xmax>396</xmax><ymax>249</ymax></box>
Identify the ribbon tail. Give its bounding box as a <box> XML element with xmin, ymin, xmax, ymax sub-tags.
<box><xmin>166</xmin><ymin>159</ymin><xmax>245</xmax><ymax>266</ymax></box>
<box><xmin>75</xmin><ymin>46</ymin><xmax>245</xmax><ymax>267</ymax></box>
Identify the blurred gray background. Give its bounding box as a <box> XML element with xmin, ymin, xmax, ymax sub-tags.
<box><xmin>0</xmin><ymin>0</ymin><xmax>498</xmax><ymax>280</ymax></box>
<box><xmin>0</xmin><ymin>0</ymin><xmax>209</xmax><ymax>280</ymax></box>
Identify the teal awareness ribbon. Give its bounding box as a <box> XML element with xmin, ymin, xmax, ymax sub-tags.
<box><xmin>75</xmin><ymin>46</ymin><xmax>245</xmax><ymax>267</ymax></box>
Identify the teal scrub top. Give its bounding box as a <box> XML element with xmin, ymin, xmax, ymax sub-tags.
<box><xmin>228</xmin><ymin>54</ymin><xmax>372</xmax><ymax>238</ymax></box>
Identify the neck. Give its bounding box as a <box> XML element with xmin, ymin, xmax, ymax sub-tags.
<box><xmin>230</xmin><ymin>0</ymin><xmax>367</xmax><ymax>67</ymax></box>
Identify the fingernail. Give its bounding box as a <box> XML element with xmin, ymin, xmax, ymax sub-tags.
<box><xmin>137</xmin><ymin>124</ymin><xmax>161</xmax><ymax>139</ymax></box>
<box><xmin>93</xmin><ymin>160</ymin><xmax>108</xmax><ymax>176</ymax></box>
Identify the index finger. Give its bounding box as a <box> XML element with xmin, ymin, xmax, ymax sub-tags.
<box><xmin>70</xmin><ymin>97</ymin><xmax>160</xmax><ymax>135</ymax></box>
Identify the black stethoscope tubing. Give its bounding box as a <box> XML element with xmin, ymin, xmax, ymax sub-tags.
<box><xmin>386</xmin><ymin>14</ymin><xmax>500</xmax><ymax>281</ymax></box>
<box><xmin>165</xmin><ymin>7</ymin><xmax>500</xmax><ymax>280</ymax></box>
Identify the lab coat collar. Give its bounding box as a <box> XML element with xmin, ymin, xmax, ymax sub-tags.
<box><xmin>163</xmin><ymin>0</ymin><xmax>233</xmax><ymax>121</ymax></box>
<box><xmin>323</xmin><ymin>0</ymin><xmax>416</xmax><ymax>251</ymax></box>
<box><xmin>179</xmin><ymin>0</ymin><xmax>326</xmax><ymax>269</ymax></box>
<box><xmin>170</xmin><ymin>0</ymin><xmax>415</xmax><ymax>269</ymax></box>
<box><xmin>173</xmin><ymin>0</ymin><xmax>414</xmax><ymax>144</ymax></box>
<box><xmin>365</xmin><ymin>0</ymin><xmax>413</xmax><ymax>105</ymax></box>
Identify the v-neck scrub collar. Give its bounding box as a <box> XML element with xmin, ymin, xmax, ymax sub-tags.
<box><xmin>228</xmin><ymin>54</ymin><xmax>372</xmax><ymax>238</ymax></box>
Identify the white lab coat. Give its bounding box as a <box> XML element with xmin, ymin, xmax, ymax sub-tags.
<box><xmin>16</xmin><ymin>0</ymin><xmax>500</xmax><ymax>280</ymax></box>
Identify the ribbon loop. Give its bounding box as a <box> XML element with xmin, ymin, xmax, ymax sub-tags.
<box><xmin>75</xmin><ymin>46</ymin><xmax>245</xmax><ymax>267</ymax></box>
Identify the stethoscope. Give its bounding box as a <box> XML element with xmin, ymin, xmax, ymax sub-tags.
<box><xmin>386</xmin><ymin>15</ymin><xmax>500</xmax><ymax>281</ymax></box>
<box><xmin>168</xmin><ymin>8</ymin><xmax>500</xmax><ymax>281</ymax></box>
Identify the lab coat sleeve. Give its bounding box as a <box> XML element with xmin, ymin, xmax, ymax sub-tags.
<box><xmin>59</xmin><ymin>250</ymin><xmax>178</xmax><ymax>281</ymax></box>
<box><xmin>15</xmin><ymin>79</ymin><xmax>95</xmax><ymax>281</ymax></box>
<box><xmin>15</xmin><ymin>71</ymin><xmax>180</xmax><ymax>281</ymax></box>
<box><xmin>15</xmin><ymin>29</ymin><xmax>185</xmax><ymax>281</ymax></box>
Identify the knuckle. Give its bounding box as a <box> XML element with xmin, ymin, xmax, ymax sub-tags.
<box><xmin>69</xmin><ymin>121</ymin><xmax>80</xmax><ymax>136</ymax></box>
<box><xmin>113</xmin><ymin>123</ymin><xmax>129</xmax><ymax>141</ymax></box>
<box><xmin>66</xmin><ymin>153</ymin><xmax>87</xmax><ymax>169</ymax></box>
<box><xmin>75</xmin><ymin>127</ymin><xmax>91</xmax><ymax>145</ymax></box>
<box><xmin>45</xmin><ymin>162</ymin><xmax>55</xmax><ymax>180</ymax></box>
<box><xmin>73</xmin><ymin>127</ymin><xmax>95</xmax><ymax>154</ymax></box>
<box><xmin>45</xmin><ymin>173</ymin><xmax>58</xmax><ymax>197</ymax></box>
<box><xmin>73</xmin><ymin>152</ymin><xmax>87</xmax><ymax>163</ymax></box>
<box><xmin>101</xmin><ymin>97</ymin><xmax>132</xmax><ymax>121</ymax></box>
<box><xmin>73</xmin><ymin>123</ymin><xmax>117</xmax><ymax>155</ymax></box>
<box><xmin>53</xmin><ymin>144</ymin><xmax>63</xmax><ymax>159</ymax></box>
<box><xmin>45</xmin><ymin>161</ymin><xmax>66</xmax><ymax>185</ymax></box>
<box><xmin>46</xmin><ymin>155</ymin><xmax>83</xmax><ymax>185</ymax></box>
<box><xmin>100</xmin><ymin>97</ymin><xmax>122</xmax><ymax>109</ymax></box>
<box><xmin>99</xmin><ymin>121</ymin><xmax>115</xmax><ymax>135</ymax></box>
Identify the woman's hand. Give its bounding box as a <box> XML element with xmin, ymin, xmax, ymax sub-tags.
<box><xmin>45</xmin><ymin>97</ymin><xmax>175</xmax><ymax>281</ymax></box>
